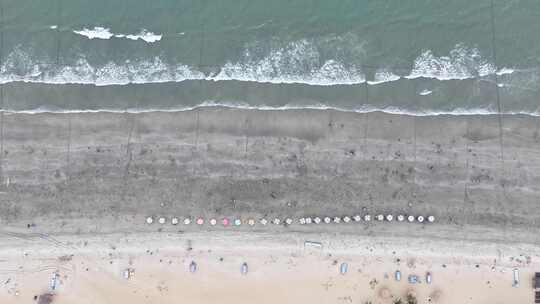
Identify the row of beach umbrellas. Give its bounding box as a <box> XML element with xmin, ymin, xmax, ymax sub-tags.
<box><xmin>145</xmin><ymin>214</ymin><xmax>436</xmax><ymax>226</ymax></box>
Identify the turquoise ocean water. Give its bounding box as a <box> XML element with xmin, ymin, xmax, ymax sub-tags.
<box><xmin>0</xmin><ymin>0</ymin><xmax>539</xmax><ymax>114</ymax></box>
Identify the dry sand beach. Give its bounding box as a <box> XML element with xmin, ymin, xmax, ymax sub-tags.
<box><xmin>1</xmin><ymin>108</ymin><xmax>540</xmax><ymax>303</ymax></box>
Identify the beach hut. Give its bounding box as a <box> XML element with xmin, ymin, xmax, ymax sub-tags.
<box><xmin>241</xmin><ymin>263</ymin><xmax>248</xmax><ymax>275</ymax></box>
<box><xmin>146</xmin><ymin>217</ymin><xmax>153</xmax><ymax>224</ymax></box>
<box><xmin>340</xmin><ymin>263</ymin><xmax>348</xmax><ymax>275</ymax></box>
<box><xmin>189</xmin><ymin>261</ymin><xmax>197</xmax><ymax>273</ymax></box>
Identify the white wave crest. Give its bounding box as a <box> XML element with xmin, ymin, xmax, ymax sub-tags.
<box><xmin>5</xmin><ymin>101</ymin><xmax>539</xmax><ymax>117</ymax></box>
<box><xmin>0</xmin><ymin>48</ymin><xmax>204</xmax><ymax>85</ymax></box>
<box><xmin>367</xmin><ymin>69</ymin><xmax>401</xmax><ymax>85</ymax></box>
<box><xmin>211</xmin><ymin>39</ymin><xmax>366</xmax><ymax>85</ymax></box>
<box><xmin>73</xmin><ymin>27</ymin><xmax>162</xmax><ymax>43</ymax></box>
<box><xmin>73</xmin><ymin>27</ymin><xmax>115</xmax><ymax>40</ymax></box>
<box><xmin>407</xmin><ymin>44</ymin><xmax>497</xmax><ymax>80</ymax></box>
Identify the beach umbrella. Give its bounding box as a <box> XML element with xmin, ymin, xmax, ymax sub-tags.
<box><xmin>313</xmin><ymin>217</ymin><xmax>321</xmax><ymax>224</ymax></box>
<box><xmin>158</xmin><ymin>217</ymin><xmax>166</xmax><ymax>224</ymax></box>
<box><xmin>210</xmin><ymin>218</ymin><xmax>217</xmax><ymax>226</ymax></box>
<box><xmin>386</xmin><ymin>215</ymin><xmax>393</xmax><ymax>222</ymax></box>
<box><xmin>234</xmin><ymin>219</ymin><xmax>242</xmax><ymax>226</ymax></box>
<box><xmin>171</xmin><ymin>217</ymin><xmax>179</xmax><ymax>225</ymax></box>
<box><xmin>343</xmin><ymin>216</ymin><xmax>351</xmax><ymax>223</ymax></box>
<box><xmin>324</xmin><ymin>217</ymin><xmax>332</xmax><ymax>224</ymax></box>
<box><xmin>305</xmin><ymin>217</ymin><xmax>312</xmax><ymax>224</ymax></box>
<box><xmin>272</xmin><ymin>218</ymin><xmax>281</xmax><ymax>225</ymax></box>
<box><xmin>222</xmin><ymin>218</ymin><xmax>229</xmax><ymax>226</ymax></box>
<box><xmin>397</xmin><ymin>215</ymin><xmax>405</xmax><ymax>222</ymax></box>
<box><xmin>333</xmin><ymin>217</ymin><xmax>341</xmax><ymax>223</ymax></box>
<box><xmin>364</xmin><ymin>215</ymin><xmax>371</xmax><ymax>222</ymax></box>
<box><xmin>376</xmin><ymin>214</ymin><xmax>384</xmax><ymax>221</ymax></box>
<box><xmin>427</xmin><ymin>215</ymin><xmax>435</xmax><ymax>223</ymax></box>
<box><xmin>184</xmin><ymin>218</ymin><xmax>192</xmax><ymax>225</ymax></box>
<box><xmin>407</xmin><ymin>215</ymin><xmax>415</xmax><ymax>222</ymax></box>
<box><xmin>146</xmin><ymin>217</ymin><xmax>153</xmax><ymax>224</ymax></box>
<box><xmin>260</xmin><ymin>218</ymin><xmax>268</xmax><ymax>225</ymax></box>
<box><xmin>353</xmin><ymin>215</ymin><xmax>362</xmax><ymax>222</ymax></box>
<box><xmin>247</xmin><ymin>219</ymin><xmax>255</xmax><ymax>226</ymax></box>
<box><xmin>285</xmin><ymin>218</ymin><xmax>293</xmax><ymax>225</ymax></box>
<box><xmin>299</xmin><ymin>218</ymin><xmax>306</xmax><ymax>225</ymax></box>
<box><xmin>196</xmin><ymin>218</ymin><xmax>204</xmax><ymax>225</ymax></box>
<box><xmin>417</xmin><ymin>216</ymin><xmax>425</xmax><ymax>223</ymax></box>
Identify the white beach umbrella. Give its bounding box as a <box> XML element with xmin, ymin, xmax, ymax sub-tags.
<box><xmin>364</xmin><ymin>215</ymin><xmax>371</xmax><ymax>222</ymax></box>
<box><xmin>333</xmin><ymin>217</ymin><xmax>341</xmax><ymax>223</ymax></box>
<box><xmin>305</xmin><ymin>217</ymin><xmax>312</xmax><ymax>224</ymax></box>
<box><xmin>428</xmin><ymin>215</ymin><xmax>435</xmax><ymax>223</ymax></box>
<box><xmin>386</xmin><ymin>215</ymin><xmax>393</xmax><ymax>222</ymax></box>
<box><xmin>210</xmin><ymin>218</ymin><xmax>217</xmax><ymax>226</ymax></box>
<box><xmin>417</xmin><ymin>216</ymin><xmax>425</xmax><ymax>223</ymax></box>
<box><xmin>260</xmin><ymin>218</ymin><xmax>268</xmax><ymax>225</ymax></box>
<box><xmin>314</xmin><ymin>217</ymin><xmax>321</xmax><ymax>224</ymax></box>
<box><xmin>285</xmin><ymin>218</ymin><xmax>293</xmax><ymax>225</ymax></box>
<box><xmin>353</xmin><ymin>215</ymin><xmax>361</xmax><ymax>222</ymax></box>
<box><xmin>343</xmin><ymin>216</ymin><xmax>351</xmax><ymax>223</ymax></box>
<box><xmin>171</xmin><ymin>217</ymin><xmax>179</xmax><ymax>225</ymax></box>
<box><xmin>324</xmin><ymin>217</ymin><xmax>332</xmax><ymax>224</ymax></box>
<box><xmin>234</xmin><ymin>219</ymin><xmax>242</xmax><ymax>226</ymax></box>
<box><xmin>407</xmin><ymin>215</ymin><xmax>415</xmax><ymax>222</ymax></box>
<box><xmin>273</xmin><ymin>218</ymin><xmax>281</xmax><ymax>225</ymax></box>
<box><xmin>397</xmin><ymin>215</ymin><xmax>405</xmax><ymax>222</ymax></box>
<box><xmin>299</xmin><ymin>218</ymin><xmax>306</xmax><ymax>225</ymax></box>
<box><xmin>184</xmin><ymin>218</ymin><xmax>192</xmax><ymax>225</ymax></box>
<box><xmin>146</xmin><ymin>217</ymin><xmax>153</xmax><ymax>224</ymax></box>
<box><xmin>376</xmin><ymin>214</ymin><xmax>384</xmax><ymax>221</ymax></box>
<box><xmin>158</xmin><ymin>217</ymin><xmax>166</xmax><ymax>224</ymax></box>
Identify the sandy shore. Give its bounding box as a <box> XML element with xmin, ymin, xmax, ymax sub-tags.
<box><xmin>0</xmin><ymin>108</ymin><xmax>539</xmax><ymax>302</ymax></box>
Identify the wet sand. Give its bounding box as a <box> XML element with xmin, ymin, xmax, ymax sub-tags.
<box><xmin>0</xmin><ymin>108</ymin><xmax>539</xmax><ymax>302</ymax></box>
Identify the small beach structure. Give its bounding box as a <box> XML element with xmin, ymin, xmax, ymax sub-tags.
<box><xmin>386</xmin><ymin>214</ymin><xmax>393</xmax><ymax>221</ymax></box>
<box><xmin>417</xmin><ymin>216</ymin><xmax>425</xmax><ymax>223</ymax></box>
<box><xmin>260</xmin><ymin>218</ymin><xmax>268</xmax><ymax>225</ymax></box>
<box><xmin>395</xmin><ymin>270</ymin><xmax>401</xmax><ymax>281</ymax></box>
<box><xmin>333</xmin><ymin>217</ymin><xmax>341</xmax><ymax>223</ymax></box>
<box><xmin>304</xmin><ymin>241</ymin><xmax>323</xmax><ymax>249</ymax></box>
<box><xmin>222</xmin><ymin>218</ymin><xmax>230</xmax><ymax>226</ymax></box>
<box><xmin>234</xmin><ymin>219</ymin><xmax>242</xmax><ymax>226</ymax></box>
<box><xmin>123</xmin><ymin>268</ymin><xmax>134</xmax><ymax>280</ymax></box>
<box><xmin>314</xmin><ymin>217</ymin><xmax>321</xmax><ymax>224</ymax></box>
<box><xmin>247</xmin><ymin>218</ymin><xmax>255</xmax><ymax>226</ymax></box>
<box><xmin>407</xmin><ymin>215</ymin><xmax>415</xmax><ymax>222</ymax></box>
<box><xmin>408</xmin><ymin>274</ymin><xmax>419</xmax><ymax>284</ymax></box>
<box><xmin>324</xmin><ymin>217</ymin><xmax>332</xmax><ymax>224</ymax></box>
<box><xmin>512</xmin><ymin>268</ymin><xmax>519</xmax><ymax>287</ymax></box>
<box><xmin>285</xmin><ymin>218</ymin><xmax>293</xmax><ymax>225</ymax></box>
<box><xmin>428</xmin><ymin>215</ymin><xmax>435</xmax><ymax>223</ymax></box>
<box><xmin>210</xmin><ymin>218</ymin><xmax>217</xmax><ymax>226</ymax></box>
<box><xmin>146</xmin><ymin>216</ymin><xmax>153</xmax><ymax>224</ymax></box>
<box><xmin>426</xmin><ymin>272</ymin><xmax>432</xmax><ymax>284</ymax></box>
<box><xmin>353</xmin><ymin>215</ymin><xmax>361</xmax><ymax>222</ymax></box>
<box><xmin>364</xmin><ymin>214</ymin><xmax>371</xmax><ymax>221</ymax></box>
<box><xmin>535</xmin><ymin>272</ymin><xmax>540</xmax><ymax>289</ymax></box>
<box><xmin>197</xmin><ymin>218</ymin><xmax>205</xmax><ymax>225</ymax></box>
<box><xmin>343</xmin><ymin>216</ymin><xmax>351</xmax><ymax>223</ymax></box>
<box><xmin>376</xmin><ymin>214</ymin><xmax>384</xmax><ymax>221</ymax></box>
<box><xmin>171</xmin><ymin>217</ymin><xmax>179</xmax><ymax>225</ymax></box>
<box><xmin>50</xmin><ymin>273</ymin><xmax>60</xmax><ymax>291</ymax></box>
<box><xmin>272</xmin><ymin>218</ymin><xmax>281</xmax><ymax>225</ymax></box>
<box><xmin>397</xmin><ymin>215</ymin><xmax>405</xmax><ymax>222</ymax></box>
<box><xmin>340</xmin><ymin>263</ymin><xmax>348</xmax><ymax>275</ymax></box>
<box><xmin>305</xmin><ymin>217</ymin><xmax>312</xmax><ymax>224</ymax></box>
<box><xmin>184</xmin><ymin>218</ymin><xmax>191</xmax><ymax>225</ymax></box>
<box><xmin>241</xmin><ymin>262</ymin><xmax>248</xmax><ymax>275</ymax></box>
<box><xmin>189</xmin><ymin>261</ymin><xmax>197</xmax><ymax>273</ymax></box>
<box><xmin>158</xmin><ymin>217</ymin><xmax>166</xmax><ymax>224</ymax></box>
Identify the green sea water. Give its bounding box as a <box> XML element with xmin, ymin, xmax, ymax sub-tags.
<box><xmin>0</xmin><ymin>0</ymin><xmax>539</xmax><ymax>113</ymax></box>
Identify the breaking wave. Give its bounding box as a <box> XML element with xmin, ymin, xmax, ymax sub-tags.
<box><xmin>0</xmin><ymin>41</ymin><xmax>515</xmax><ymax>86</ymax></box>
<box><xmin>73</xmin><ymin>26</ymin><xmax>162</xmax><ymax>43</ymax></box>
